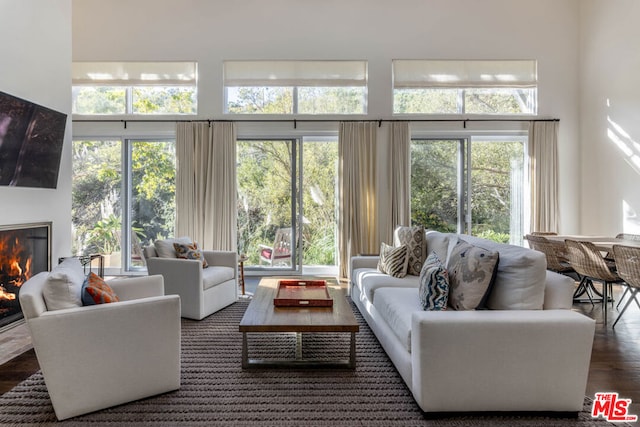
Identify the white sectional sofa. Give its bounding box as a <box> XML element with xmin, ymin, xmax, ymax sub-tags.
<box><xmin>350</xmin><ymin>230</ymin><xmax>596</xmax><ymax>415</ymax></box>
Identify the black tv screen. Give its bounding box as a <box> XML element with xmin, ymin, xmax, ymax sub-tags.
<box><xmin>0</xmin><ymin>91</ymin><xmax>67</xmax><ymax>189</ymax></box>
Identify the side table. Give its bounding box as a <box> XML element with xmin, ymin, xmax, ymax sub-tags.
<box><xmin>238</xmin><ymin>254</ymin><xmax>249</xmax><ymax>297</ymax></box>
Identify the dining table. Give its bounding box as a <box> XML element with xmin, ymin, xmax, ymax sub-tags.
<box><xmin>544</xmin><ymin>235</ymin><xmax>640</xmax><ymax>252</ymax></box>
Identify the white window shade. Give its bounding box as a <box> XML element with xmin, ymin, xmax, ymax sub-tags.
<box><xmin>72</xmin><ymin>61</ymin><xmax>197</xmax><ymax>86</ymax></box>
<box><xmin>393</xmin><ymin>60</ymin><xmax>537</xmax><ymax>89</ymax></box>
<box><xmin>224</xmin><ymin>60</ymin><xmax>367</xmax><ymax>87</ymax></box>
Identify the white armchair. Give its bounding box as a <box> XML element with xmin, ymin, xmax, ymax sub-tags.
<box><xmin>144</xmin><ymin>240</ymin><xmax>238</xmax><ymax>320</ymax></box>
<box><xmin>19</xmin><ymin>273</ymin><xmax>181</xmax><ymax>421</ymax></box>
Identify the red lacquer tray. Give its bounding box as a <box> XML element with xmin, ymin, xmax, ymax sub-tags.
<box><xmin>273</xmin><ymin>279</ymin><xmax>333</xmax><ymax>307</ymax></box>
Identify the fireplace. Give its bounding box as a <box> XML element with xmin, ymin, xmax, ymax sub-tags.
<box><xmin>0</xmin><ymin>222</ymin><xmax>51</xmax><ymax>329</ymax></box>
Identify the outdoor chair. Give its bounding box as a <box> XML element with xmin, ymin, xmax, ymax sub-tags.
<box><xmin>565</xmin><ymin>239</ymin><xmax>624</xmax><ymax>324</ymax></box>
<box><xmin>258</xmin><ymin>227</ymin><xmax>293</xmax><ymax>266</ymax></box>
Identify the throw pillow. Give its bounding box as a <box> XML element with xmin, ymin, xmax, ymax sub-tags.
<box><xmin>447</xmin><ymin>240</ymin><xmax>499</xmax><ymax>310</ymax></box>
<box><xmin>81</xmin><ymin>272</ymin><xmax>119</xmax><ymax>305</ymax></box>
<box><xmin>154</xmin><ymin>236</ymin><xmax>192</xmax><ymax>258</ymax></box>
<box><xmin>393</xmin><ymin>225</ymin><xmax>427</xmax><ymax>276</ymax></box>
<box><xmin>174</xmin><ymin>241</ymin><xmax>209</xmax><ymax>268</ymax></box>
<box><xmin>418</xmin><ymin>251</ymin><xmax>449</xmax><ymax>310</ymax></box>
<box><xmin>377</xmin><ymin>242</ymin><xmax>409</xmax><ymax>278</ymax></box>
<box><xmin>42</xmin><ymin>257</ymin><xmax>84</xmax><ymax>311</ymax></box>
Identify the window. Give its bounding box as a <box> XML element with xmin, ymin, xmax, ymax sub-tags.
<box><xmin>72</xmin><ymin>139</ymin><xmax>176</xmax><ymax>272</ymax></box>
<box><xmin>224</xmin><ymin>60</ymin><xmax>367</xmax><ymax>114</ymax></box>
<box><xmin>393</xmin><ymin>60</ymin><xmax>537</xmax><ymax>115</ymax></box>
<box><xmin>72</xmin><ymin>62</ymin><xmax>197</xmax><ymax>115</ymax></box>
<box><xmin>410</xmin><ymin>136</ymin><xmax>526</xmax><ymax>245</ymax></box>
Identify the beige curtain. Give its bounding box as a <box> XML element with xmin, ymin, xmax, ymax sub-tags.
<box><xmin>388</xmin><ymin>121</ymin><xmax>411</xmax><ymax>239</ymax></box>
<box><xmin>528</xmin><ymin>120</ymin><xmax>559</xmax><ymax>232</ymax></box>
<box><xmin>175</xmin><ymin>122</ymin><xmax>237</xmax><ymax>251</ymax></box>
<box><xmin>338</xmin><ymin>121</ymin><xmax>378</xmax><ymax>278</ymax></box>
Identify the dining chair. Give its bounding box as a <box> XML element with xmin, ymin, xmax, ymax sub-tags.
<box><xmin>611</xmin><ymin>245</ymin><xmax>640</xmax><ymax>328</ymax></box>
<box><xmin>526</xmin><ymin>234</ymin><xmax>579</xmax><ymax>280</ymax></box>
<box><xmin>564</xmin><ymin>239</ymin><xmax>624</xmax><ymax>324</ymax></box>
<box><xmin>529</xmin><ymin>231</ymin><xmax>558</xmax><ymax>236</ymax></box>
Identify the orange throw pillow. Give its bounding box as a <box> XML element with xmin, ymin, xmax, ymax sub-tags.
<box><xmin>81</xmin><ymin>272</ymin><xmax>119</xmax><ymax>305</ymax></box>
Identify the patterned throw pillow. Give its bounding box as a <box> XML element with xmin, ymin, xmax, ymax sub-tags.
<box><xmin>174</xmin><ymin>242</ymin><xmax>209</xmax><ymax>268</ymax></box>
<box><xmin>81</xmin><ymin>272</ymin><xmax>119</xmax><ymax>305</ymax></box>
<box><xmin>447</xmin><ymin>240</ymin><xmax>499</xmax><ymax>310</ymax></box>
<box><xmin>419</xmin><ymin>252</ymin><xmax>449</xmax><ymax>310</ymax></box>
<box><xmin>377</xmin><ymin>242</ymin><xmax>409</xmax><ymax>278</ymax></box>
<box><xmin>393</xmin><ymin>225</ymin><xmax>426</xmax><ymax>276</ymax></box>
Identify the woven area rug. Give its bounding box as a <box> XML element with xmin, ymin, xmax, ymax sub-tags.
<box><xmin>0</xmin><ymin>301</ymin><xmax>626</xmax><ymax>426</ymax></box>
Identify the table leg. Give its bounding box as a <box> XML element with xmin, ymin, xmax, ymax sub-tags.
<box><xmin>242</xmin><ymin>332</ymin><xmax>248</xmax><ymax>369</ymax></box>
<box><xmin>349</xmin><ymin>331</ymin><xmax>356</xmax><ymax>369</ymax></box>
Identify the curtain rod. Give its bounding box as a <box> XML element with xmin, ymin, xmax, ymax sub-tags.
<box><xmin>72</xmin><ymin>117</ymin><xmax>559</xmax><ymax>129</ymax></box>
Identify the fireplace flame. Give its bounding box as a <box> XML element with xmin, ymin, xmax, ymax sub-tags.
<box><xmin>0</xmin><ymin>234</ymin><xmax>33</xmax><ymax>297</ymax></box>
<box><xmin>0</xmin><ymin>286</ymin><xmax>16</xmax><ymax>301</ymax></box>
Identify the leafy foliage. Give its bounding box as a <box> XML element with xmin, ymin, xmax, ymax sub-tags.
<box><xmin>72</xmin><ymin>140</ymin><xmax>176</xmax><ymax>267</ymax></box>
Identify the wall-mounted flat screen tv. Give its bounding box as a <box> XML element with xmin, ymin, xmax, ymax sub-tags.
<box><xmin>0</xmin><ymin>91</ymin><xmax>67</xmax><ymax>189</ymax></box>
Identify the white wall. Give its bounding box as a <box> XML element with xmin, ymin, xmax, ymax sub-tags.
<box><xmin>580</xmin><ymin>0</ymin><xmax>640</xmax><ymax>235</ymax></box>
<box><xmin>72</xmin><ymin>0</ymin><xmax>582</xmax><ymax>234</ymax></box>
<box><xmin>0</xmin><ymin>0</ymin><xmax>72</xmax><ymax>264</ymax></box>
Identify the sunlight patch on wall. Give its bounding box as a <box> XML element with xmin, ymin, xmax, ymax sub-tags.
<box><xmin>607</xmin><ymin>114</ymin><xmax>640</xmax><ymax>173</ymax></box>
<box><xmin>623</xmin><ymin>200</ymin><xmax>640</xmax><ymax>234</ymax></box>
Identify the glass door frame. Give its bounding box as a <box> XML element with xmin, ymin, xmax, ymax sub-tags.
<box><xmin>239</xmin><ymin>138</ymin><xmax>302</xmax><ymax>275</ymax></box>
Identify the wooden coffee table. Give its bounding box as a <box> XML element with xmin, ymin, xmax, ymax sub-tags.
<box><xmin>239</xmin><ymin>277</ymin><xmax>359</xmax><ymax>369</ymax></box>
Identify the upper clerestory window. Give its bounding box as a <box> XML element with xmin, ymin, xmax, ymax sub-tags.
<box><xmin>393</xmin><ymin>60</ymin><xmax>537</xmax><ymax>115</ymax></box>
<box><xmin>72</xmin><ymin>61</ymin><xmax>197</xmax><ymax>115</ymax></box>
<box><xmin>223</xmin><ymin>60</ymin><xmax>368</xmax><ymax>115</ymax></box>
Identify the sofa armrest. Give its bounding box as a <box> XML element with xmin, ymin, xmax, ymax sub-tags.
<box><xmin>146</xmin><ymin>257</ymin><xmax>203</xmax><ymax>301</ymax></box>
<box><xmin>543</xmin><ymin>270</ymin><xmax>575</xmax><ymax>309</ymax></box>
<box><xmin>350</xmin><ymin>256</ymin><xmax>379</xmax><ymax>275</ymax></box>
<box><xmin>108</xmin><ymin>274</ymin><xmax>164</xmax><ymax>301</ymax></box>
<box><xmin>410</xmin><ymin>310</ymin><xmax>595</xmax><ymax>412</ymax></box>
<box><xmin>203</xmin><ymin>250</ymin><xmax>237</xmax><ymax>270</ymax></box>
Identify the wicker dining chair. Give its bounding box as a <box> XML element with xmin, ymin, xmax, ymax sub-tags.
<box><xmin>611</xmin><ymin>245</ymin><xmax>640</xmax><ymax>328</ymax></box>
<box><xmin>565</xmin><ymin>239</ymin><xmax>624</xmax><ymax>324</ymax></box>
<box><xmin>526</xmin><ymin>234</ymin><xmax>579</xmax><ymax>280</ymax></box>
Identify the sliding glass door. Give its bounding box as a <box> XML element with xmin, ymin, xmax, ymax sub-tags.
<box><xmin>237</xmin><ymin>140</ymin><xmax>299</xmax><ymax>272</ymax></box>
<box><xmin>236</xmin><ymin>137</ymin><xmax>339</xmax><ymax>274</ymax></box>
<box><xmin>411</xmin><ymin>136</ymin><xmax>525</xmax><ymax>245</ymax></box>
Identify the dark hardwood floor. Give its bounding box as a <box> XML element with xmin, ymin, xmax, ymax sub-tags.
<box><xmin>2</xmin><ymin>283</ymin><xmax>640</xmax><ymax>419</ymax></box>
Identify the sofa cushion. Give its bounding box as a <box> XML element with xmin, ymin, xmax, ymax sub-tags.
<box><xmin>419</xmin><ymin>252</ymin><xmax>449</xmax><ymax>310</ymax></box>
<box><xmin>373</xmin><ymin>287</ymin><xmax>421</xmax><ymax>353</ymax></box>
<box><xmin>447</xmin><ymin>240</ymin><xmax>499</xmax><ymax>310</ymax></box>
<box><xmin>154</xmin><ymin>236</ymin><xmax>192</xmax><ymax>258</ymax></box>
<box><xmin>459</xmin><ymin>234</ymin><xmax>547</xmax><ymax>310</ymax></box>
<box><xmin>352</xmin><ymin>268</ymin><xmax>420</xmax><ymax>302</ymax></box>
<box><xmin>425</xmin><ymin>230</ymin><xmax>459</xmax><ymax>265</ymax></box>
<box><xmin>42</xmin><ymin>257</ymin><xmax>84</xmax><ymax>311</ymax></box>
<box><xmin>174</xmin><ymin>241</ymin><xmax>209</xmax><ymax>268</ymax></box>
<box><xmin>202</xmin><ymin>266</ymin><xmax>235</xmax><ymax>290</ymax></box>
<box><xmin>81</xmin><ymin>272</ymin><xmax>119</xmax><ymax>305</ymax></box>
<box><xmin>394</xmin><ymin>225</ymin><xmax>427</xmax><ymax>276</ymax></box>
<box><xmin>377</xmin><ymin>243</ymin><xmax>409</xmax><ymax>278</ymax></box>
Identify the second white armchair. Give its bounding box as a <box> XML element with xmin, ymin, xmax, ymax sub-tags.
<box><xmin>144</xmin><ymin>237</ymin><xmax>238</xmax><ymax>320</ymax></box>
